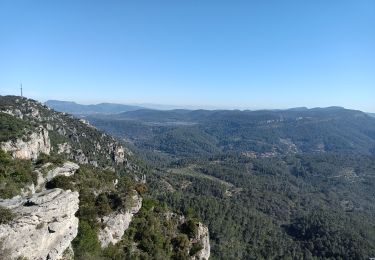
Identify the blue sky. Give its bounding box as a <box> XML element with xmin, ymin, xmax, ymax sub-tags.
<box><xmin>1</xmin><ymin>0</ymin><xmax>374</xmax><ymax>111</ymax></box>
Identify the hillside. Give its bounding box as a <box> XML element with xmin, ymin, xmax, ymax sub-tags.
<box><xmin>0</xmin><ymin>96</ymin><xmax>210</xmax><ymax>260</ymax></box>
<box><xmin>87</xmin><ymin>107</ymin><xmax>375</xmax><ymax>163</ymax></box>
<box><xmin>84</xmin><ymin>106</ymin><xmax>375</xmax><ymax>259</ymax></box>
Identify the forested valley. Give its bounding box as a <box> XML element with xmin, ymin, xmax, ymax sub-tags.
<box><xmin>77</xmin><ymin>107</ymin><xmax>375</xmax><ymax>259</ymax></box>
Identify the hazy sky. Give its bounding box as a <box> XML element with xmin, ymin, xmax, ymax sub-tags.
<box><xmin>1</xmin><ymin>0</ymin><xmax>374</xmax><ymax>111</ymax></box>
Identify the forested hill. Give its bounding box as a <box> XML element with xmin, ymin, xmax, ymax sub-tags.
<box><xmin>87</xmin><ymin>106</ymin><xmax>375</xmax><ymax>160</ymax></box>
<box><xmin>82</xmin><ymin>105</ymin><xmax>375</xmax><ymax>259</ymax></box>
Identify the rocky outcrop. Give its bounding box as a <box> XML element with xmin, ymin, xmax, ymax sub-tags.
<box><xmin>2</xmin><ymin>109</ymin><xmax>23</xmax><ymax>119</ymax></box>
<box><xmin>45</xmin><ymin>162</ymin><xmax>79</xmax><ymax>183</ymax></box>
<box><xmin>73</xmin><ymin>149</ymin><xmax>88</xmax><ymax>164</ymax></box>
<box><xmin>191</xmin><ymin>223</ymin><xmax>210</xmax><ymax>260</ymax></box>
<box><xmin>111</xmin><ymin>144</ymin><xmax>126</xmax><ymax>164</ymax></box>
<box><xmin>20</xmin><ymin>162</ymin><xmax>79</xmax><ymax>195</ymax></box>
<box><xmin>98</xmin><ymin>193</ymin><xmax>142</xmax><ymax>248</ymax></box>
<box><xmin>57</xmin><ymin>142</ymin><xmax>72</xmax><ymax>154</ymax></box>
<box><xmin>0</xmin><ymin>126</ymin><xmax>51</xmax><ymax>160</ymax></box>
<box><xmin>0</xmin><ymin>189</ymin><xmax>79</xmax><ymax>260</ymax></box>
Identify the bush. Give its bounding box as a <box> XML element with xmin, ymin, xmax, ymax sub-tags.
<box><xmin>0</xmin><ymin>113</ymin><xmax>32</xmax><ymax>142</ymax></box>
<box><xmin>0</xmin><ymin>206</ymin><xmax>15</xmax><ymax>224</ymax></box>
<box><xmin>95</xmin><ymin>193</ymin><xmax>112</xmax><ymax>217</ymax></box>
<box><xmin>35</xmin><ymin>153</ymin><xmax>64</xmax><ymax>166</ymax></box>
<box><xmin>72</xmin><ymin>220</ymin><xmax>101</xmax><ymax>258</ymax></box>
<box><xmin>135</xmin><ymin>183</ymin><xmax>148</xmax><ymax>194</ymax></box>
<box><xmin>0</xmin><ymin>149</ymin><xmax>34</xmax><ymax>198</ymax></box>
<box><xmin>45</xmin><ymin>175</ymin><xmax>74</xmax><ymax>190</ymax></box>
<box><xmin>189</xmin><ymin>242</ymin><xmax>203</xmax><ymax>256</ymax></box>
<box><xmin>172</xmin><ymin>234</ymin><xmax>190</xmax><ymax>251</ymax></box>
<box><xmin>181</xmin><ymin>219</ymin><xmax>199</xmax><ymax>239</ymax></box>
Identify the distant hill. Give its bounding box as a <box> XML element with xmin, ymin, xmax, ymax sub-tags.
<box><xmin>45</xmin><ymin>100</ymin><xmax>143</xmax><ymax>115</ymax></box>
<box><xmin>87</xmin><ymin>106</ymin><xmax>375</xmax><ymax>159</ymax></box>
<box><xmin>368</xmin><ymin>112</ymin><xmax>375</xmax><ymax>118</ymax></box>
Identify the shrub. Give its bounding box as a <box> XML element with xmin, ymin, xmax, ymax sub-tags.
<box><xmin>135</xmin><ymin>183</ymin><xmax>148</xmax><ymax>194</ymax></box>
<box><xmin>0</xmin><ymin>149</ymin><xmax>34</xmax><ymax>198</ymax></box>
<box><xmin>172</xmin><ymin>234</ymin><xmax>190</xmax><ymax>251</ymax></box>
<box><xmin>189</xmin><ymin>242</ymin><xmax>203</xmax><ymax>256</ymax></box>
<box><xmin>72</xmin><ymin>220</ymin><xmax>101</xmax><ymax>258</ymax></box>
<box><xmin>181</xmin><ymin>219</ymin><xmax>199</xmax><ymax>239</ymax></box>
<box><xmin>0</xmin><ymin>206</ymin><xmax>15</xmax><ymax>224</ymax></box>
<box><xmin>45</xmin><ymin>175</ymin><xmax>74</xmax><ymax>190</ymax></box>
<box><xmin>95</xmin><ymin>193</ymin><xmax>112</xmax><ymax>217</ymax></box>
<box><xmin>107</xmin><ymin>193</ymin><xmax>122</xmax><ymax>211</ymax></box>
<box><xmin>35</xmin><ymin>153</ymin><xmax>64</xmax><ymax>166</ymax></box>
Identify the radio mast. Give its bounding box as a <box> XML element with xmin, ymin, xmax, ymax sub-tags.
<box><xmin>20</xmin><ymin>84</ymin><xmax>23</xmax><ymax>97</ymax></box>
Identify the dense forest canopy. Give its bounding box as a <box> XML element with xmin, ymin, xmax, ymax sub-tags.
<box><xmin>81</xmin><ymin>107</ymin><xmax>375</xmax><ymax>259</ymax></box>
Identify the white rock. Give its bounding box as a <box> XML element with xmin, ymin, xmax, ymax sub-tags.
<box><xmin>191</xmin><ymin>223</ymin><xmax>210</xmax><ymax>260</ymax></box>
<box><xmin>45</xmin><ymin>162</ymin><xmax>79</xmax><ymax>183</ymax></box>
<box><xmin>0</xmin><ymin>189</ymin><xmax>79</xmax><ymax>260</ymax></box>
<box><xmin>112</xmin><ymin>144</ymin><xmax>125</xmax><ymax>164</ymax></box>
<box><xmin>98</xmin><ymin>193</ymin><xmax>142</xmax><ymax>248</ymax></box>
<box><xmin>1</xmin><ymin>109</ymin><xmax>23</xmax><ymax>119</ymax></box>
<box><xmin>57</xmin><ymin>143</ymin><xmax>71</xmax><ymax>154</ymax></box>
<box><xmin>1</xmin><ymin>126</ymin><xmax>51</xmax><ymax>160</ymax></box>
<box><xmin>73</xmin><ymin>149</ymin><xmax>88</xmax><ymax>164</ymax></box>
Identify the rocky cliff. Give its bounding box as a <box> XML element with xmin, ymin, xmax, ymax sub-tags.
<box><xmin>0</xmin><ymin>189</ymin><xmax>79</xmax><ymax>260</ymax></box>
<box><xmin>0</xmin><ymin>95</ymin><xmax>210</xmax><ymax>259</ymax></box>
<box><xmin>1</xmin><ymin>126</ymin><xmax>51</xmax><ymax>160</ymax></box>
<box><xmin>0</xmin><ymin>96</ymin><xmax>135</xmax><ymax>170</ymax></box>
<box><xmin>192</xmin><ymin>223</ymin><xmax>210</xmax><ymax>260</ymax></box>
<box><xmin>98</xmin><ymin>193</ymin><xmax>142</xmax><ymax>247</ymax></box>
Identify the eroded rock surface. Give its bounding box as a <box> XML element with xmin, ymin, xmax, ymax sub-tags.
<box><xmin>98</xmin><ymin>193</ymin><xmax>142</xmax><ymax>248</ymax></box>
<box><xmin>0</xmin><ymin>189</ymin><xmax>79</xmax><ymax>260</ymax></box>
<box><xmin>192</xmin><ymin>223</ymin><xmax>210</xmax><ymax>260</ymax></box>
<box><xmin>0</xmin><ymin>126</ymin><xmax>51</xmax><ymax>160</ymax></box>
<box><xmin>45</xmin><ymin>162</ymin><xmax>79</xmax><ymax>182</ymax></box>
<box><xmin>57</xmin><ymin>142</ymin><xmax>72</xmax><ymax>154</ymax></box>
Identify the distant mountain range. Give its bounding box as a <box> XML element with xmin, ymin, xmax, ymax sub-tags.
<box><xmin>45</xmin><ymin>100</ymin><xmax>144</xmax><ymax>115</ymax></box>
<box><xmin>86</xmin><ymin>106</ymin><xmax>375</xmax><ymax>158</ymax></box>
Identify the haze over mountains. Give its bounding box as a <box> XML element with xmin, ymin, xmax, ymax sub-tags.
<box><xmin>46</xmin><ymin>100</ymin><xmax>375</xmax><ymax>116</ymax></box>
<box><xmin>46</xmin><ymin>100</ymin><xmax>375</xmax><ymax>159</ymax></box>
<box><xmin>45</xmin><ymin>100</ymin><xmax>143</xmax><ymax>115</ymax></box>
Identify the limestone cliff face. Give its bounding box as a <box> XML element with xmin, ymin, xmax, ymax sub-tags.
<box><xmin>1</xmin><ymin>96</ymin><xmax>138</xmax><ymax>170</ymax></box>
<box><xmin>0</xmin><ymin>96</ymin><xmax>211</xmax><ymax>259</ymax></box>
<box><xmin>191</xmin><ymin>223</ymin><xmax>210</xmax><ymax>260</ymax></box>
<box><xmin>0</xmin><ymin>126</ymin><xmax>51</xmax><ymax>160</ymax></box>
<box><xmin>112</xmin><ymin>144</ymin><xmax>126</xmax><ymax>164</ymax></box>
<box><xmin>98</xmin><ymin>193</ymin><xmax>142</xmax><ymax>248</ymax></box>
<box><xmin>45</xmin><ymin>162</ymin><xmax>80</xmax><ymax>183</ymax></box>
<box><xmin>0</xmin><ymin>189</ymin><xmax>79</xmax><ymax>260</ymax></box>
<box><xmin>20</xmin><ymin>162</ymin><xmax>80</xmax><ymax>196</ymax></box>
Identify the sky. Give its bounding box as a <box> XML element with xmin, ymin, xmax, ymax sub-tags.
<box><xmin>0</xmin><ymin>0</ymin><xmax>374</xmax><ymax>111</ymax></box>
